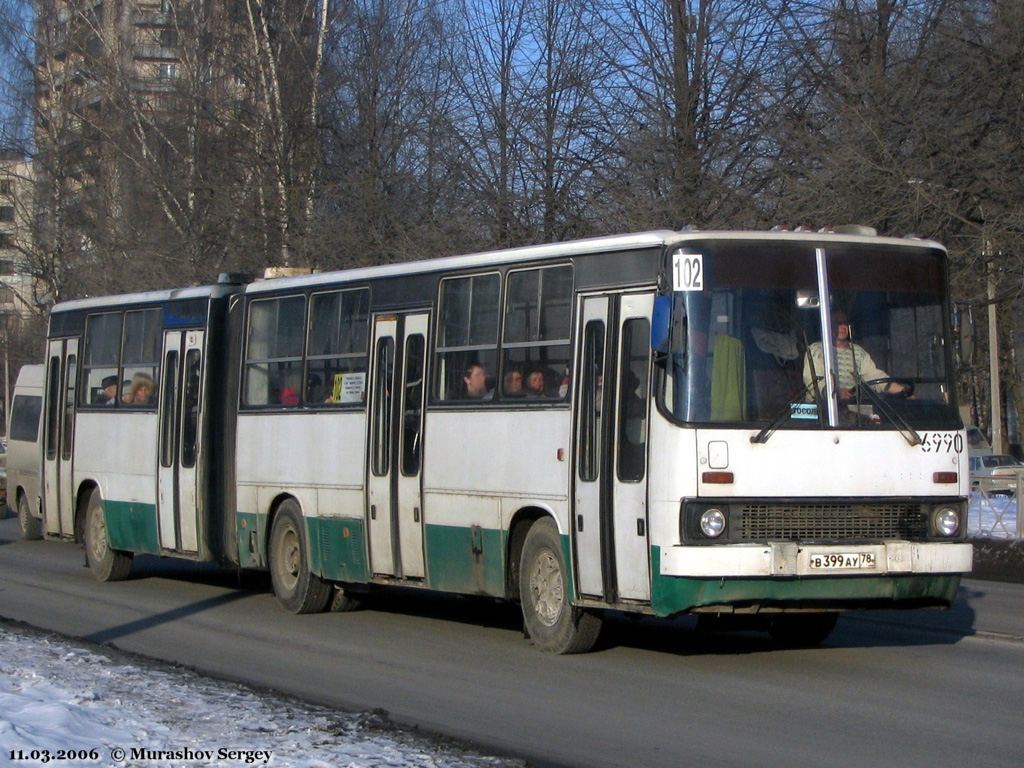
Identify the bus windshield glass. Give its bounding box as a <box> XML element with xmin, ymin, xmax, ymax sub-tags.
<box><xmin>661</xmin><ymin>239</ymin><xmax>959</xmax><ymax>430</ymax></box>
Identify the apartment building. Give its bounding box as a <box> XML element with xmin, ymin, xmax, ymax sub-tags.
<box><xmin>0</xmin><ymin>152</ymin><xmax>36</xmax><ymax>321</ymax></box>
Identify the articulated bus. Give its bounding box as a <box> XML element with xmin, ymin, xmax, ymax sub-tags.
<box><xmin>35</xmin><ymin>230</ymin><xmax>972</xmax><ymax>652</ymax></box>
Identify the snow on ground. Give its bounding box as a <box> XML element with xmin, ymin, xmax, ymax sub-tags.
<box><xmin>0</xmin><ymin>623</ymin><xmax>521</xmax><ymax>768</ymax></box>
<box><xmin>968</xmin><ymin>492</ymin><xmax>1021</xmax><ymax>539</ymax></box>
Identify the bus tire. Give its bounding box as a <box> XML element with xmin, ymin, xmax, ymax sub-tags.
<box><xmin>84</xmin><ymin>488</ymin><xmax>132</xmax><ymax>582</ymax></box>
<box><xmin>269</xmin><ymin>501</ymin><xmax>331</xmax><ymax>614</ymax></box>
<box><xmin>18</xmin><ymin>493</ymin><xmax>43</xmax><ymax>540</ymax></box>
<box><xmin>769</xmin><ymin>612</ymin><xmax>839</xmax><ymax>648</ymax></box>
<box><xmin>519</xmin><ymin>517</ymin><xmax>601</xmax><ymax>654</ymax></box>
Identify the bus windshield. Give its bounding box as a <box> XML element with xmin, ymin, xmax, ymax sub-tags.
<box><xmin>661</xmin><ymin>239</ymin><xmax>959</xmax><ymax>430</ymax></box>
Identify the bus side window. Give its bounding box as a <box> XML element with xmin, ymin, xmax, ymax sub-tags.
<box><xmin>618</xmin><ymin>318</ymin><xmax>650</xmax><ymax>483</ymax></box>
<box><xmin>502</xmin><ymin>265</ymin><xmax>572</xmax><ymax>400</ymax></box>
<box><xmin>81</xmin><ymin>312</ymin><xmax>123</xmax><ymax>406</ymax></box>
<box><xmin>61</xmin><ymin>355</ymin><xmax>76</xmax><ymax>461</ymax></box>
<box><xmin>45</xmin><ymin>357</ymin><xmax>60</xmax><ymax>460</ymax></box>
<box><xmin>307</xmin><ymin>288</ymin><xmax>369</xmax><ymax>406</ymax></box>
<box><xmin>435</xmin><ymin>274</ymin><xmax>499</xmax><ymax>401</ymax></box>
<box><xmin>401</xmin><ymin>334</ymin><xmax>426</xmax><ymax>476</ymax></box>
<box><xmin>579</xmin><ymin>321</ymin><xmax>604</xmax><ymax>482</ymax></box>
<box><xmin>181</xmin><ymin>350</ymin><xmax>201</xmax><ymax>468</ymax></box>
<box><xmin>243</xmin><ymin>296</ymin><xmax>306</xmax><ymax>407</ymax></box>
<box><xmin>122</xmin><ymin>309</ymin><xmax>162</xmax><ymax>408</ymax></box>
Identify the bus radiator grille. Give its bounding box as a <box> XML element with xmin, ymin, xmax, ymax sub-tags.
<box><xmin>736</xmin><ymin>503</ymin><xmax>929</xmax><ymax>542</ymax></box>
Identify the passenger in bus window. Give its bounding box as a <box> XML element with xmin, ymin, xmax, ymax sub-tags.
<box><xmin>524</xmin><ymin>367</ymin><xmax>547</xmax><ymax>397</ymax></box>
<box><xmin>96</xmin><ymin>375</ymin><xmax>119</xmax><ymax>405</ymax></box>
<box><xmin>503</xmin><ymin>367</ymin><xmax>525</xmax><ymax>397</ymax></box>
<box><xmin>463</xmin><ymin>362</ymin><xmax>493</xmax><ymax>400</ymax></box>
<box><xmin>127</xmin><ymin>373</ymin><xmax>155</xmax><ymax>406</ymax></box>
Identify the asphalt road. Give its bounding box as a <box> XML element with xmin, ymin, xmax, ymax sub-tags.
<box><xmin>1</xmin><ymin>513</ymin><xmax>1022</xmax><ymax>768</ymax></box>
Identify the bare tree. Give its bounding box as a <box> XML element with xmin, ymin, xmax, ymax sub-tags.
<box><xmin>316</xmin><ymin>0</ymin><xmax>475</xmax><ymax>266</ymax></box>
<box><xmin>448</xmin><ymin>0</ymin><xmax>536</xmax><ymax>247</ymax></box>
<box><xmin>590</xmin><ymin>0</ymin><xmax>784</xmax><ymax>231</ymax></box>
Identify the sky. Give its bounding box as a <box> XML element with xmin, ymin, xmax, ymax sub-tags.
<box><xmin>0</xmin><ymin>623</ymin><xmax>522</xmax><ymax>768</ymax></box>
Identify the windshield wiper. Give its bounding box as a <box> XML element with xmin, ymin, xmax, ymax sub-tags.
<box><xmin>854</xmin><ymin>377</ymin><xmax>922</xmax><ymax>447</ymax></box>
<box><xmin>750</xmin><ymin>379</ymin><xmax>821</xmax><ymax>444</ymax></box>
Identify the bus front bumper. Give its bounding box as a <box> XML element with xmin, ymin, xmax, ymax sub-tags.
<box><xmin>658</xmin><ymin>541</ymin><xmax>973</xmax><ymax>578</ymax></box>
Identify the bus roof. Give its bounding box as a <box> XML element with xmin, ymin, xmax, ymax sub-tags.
<box><xmin>50</xmin><ymin>283</ymin><xmax>239</xmax><ymax>315</ymax></box>
<box><xmin>243</xmin><ymin>229</ymin><xmax>945</xmax><ymax>295</ymax></box>
<box><xmin>48</xmin><ymin>229</ymin><xmax>946</xmax><ymax>309</ymax></box>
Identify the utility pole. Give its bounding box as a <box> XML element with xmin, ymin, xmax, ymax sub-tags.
<box><xmin>988</xmin><ymin>258</ymin><xmax>1003</xmax><ymax>453</ymax></box>
<box><xmin>1</xmin><ymin>312</ymin><xmax>9</xmax><ymax>439</ymax></box>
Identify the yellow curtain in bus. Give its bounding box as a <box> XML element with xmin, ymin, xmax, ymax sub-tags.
<box><xmin>710</xmin><ymin>334</ymin><xmax>746</xmax><ymax>421</ymax></box>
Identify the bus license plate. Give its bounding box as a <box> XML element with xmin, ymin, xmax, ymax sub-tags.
<box><xmin>808</xmin><ymin>552</ymin><xmax>877</xmax><ymax>570</ymax></box>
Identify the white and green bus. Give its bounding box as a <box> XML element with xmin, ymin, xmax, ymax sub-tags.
<box><xmin>38</xmin><ymin>229</ymin><xmax>972</xmax><ymax>652</ymax></box>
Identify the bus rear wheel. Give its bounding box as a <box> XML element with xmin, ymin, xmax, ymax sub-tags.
<box><xmin>519</xmin><ymin>517</ymin><xmax>601</xmax><ymax>654</ymax></box>
<box><xmin>84</xmin><ymin>488</ymin><xmax>132</xmax><ymax>581</ymax></box>
<box><xmin>269</xmin><ymin>501</ymin><xmax>332</xmax><ymax>614</ymax></box>
<box><xmin>18</xmin><ymin>493</ymin><xmax>43</xmax><ymax>540</ymax></box>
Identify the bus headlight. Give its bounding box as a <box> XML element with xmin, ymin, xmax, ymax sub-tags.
<box><xmin>700</xmin><ymin>508</ymin><xmax>727</xmax><ymax>538</ymax></box>
<box><xmin>933</xmin><ymin>506</ymin><xmax>960</xmax><ymax>537</ymax></box>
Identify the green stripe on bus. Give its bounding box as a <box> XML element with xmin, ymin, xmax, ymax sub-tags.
<box><xmin>308</xmin><ymin>517</ymin><xmax>370</xmax><ymax>583</ymax></box>
<box><xmin>235</xmin><ymin>512</ymin><xmax>263</xmax><ymax>568</ymax></box>
<box><xmin>425</xmin><ymin>524</ymin><xmax>507</xmax><ymax>597</ymax></box>
<box><xmin>649</xmin><ymin>546</ymin><xmax>961</xmax><ymax>617</ymax></box>
<box><xmin>103</xmin><ymin>499</ymin><xmax>160</xmax><ymax>554</ymax></box>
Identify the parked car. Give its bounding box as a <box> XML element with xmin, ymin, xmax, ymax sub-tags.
<box><xmin>968</xmin><ymin>453</ymin><xmax>1024</xmax><ymax>495</ymax></box>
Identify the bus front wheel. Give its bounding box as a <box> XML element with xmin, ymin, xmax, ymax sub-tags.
<box><xmin>269</xmin><ymin>501</ymin><xmax>332</xmax><ymax>614</ymax></box>
<box><xmin>519</xmin><ymin>517</ymin><xmax>601</xmax><ymax>654</ymax></box>
<box><xmin>84</xmin><ymin>488</ymin><xmax>132</xmax><ymax>581</ymax></box>
<box><xmin>18</xmin><ymin>493</ymin><xmax>43</xmax><ymax>540</ymax></box>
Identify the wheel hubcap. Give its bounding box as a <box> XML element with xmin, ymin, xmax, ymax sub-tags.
<box><xmin>276</xmin><ymin>526</ymin><xmax>300</xmax><ymax>591</ymax></box>
<box><xmin>529</xmin><ymin>548</ymin><xmax>564</xmax><ymax>627</ymax></box>
<box><xmin>88</xmin><ymin>506</ymin><xmax>108</xmax><ymax>562</ymax></box>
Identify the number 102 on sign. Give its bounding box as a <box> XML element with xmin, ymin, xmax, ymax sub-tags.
<box><xmin>672</xmin><ymin>251</ymin><xmax>704</xmax><ymax>291</ymax></box>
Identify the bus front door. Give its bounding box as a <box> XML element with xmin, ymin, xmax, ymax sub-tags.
<box><xmin>574</xmin><ymin>293</ymin><xmax>653</xmax><ymax>603</ymax></box>
<box><xmin>156</xmin><ymin>330</ymin><xmax>205</xmax><ymax>553</ymax></box>
<box><xmin>367</xmin><ymin>312</ymin><xmax>429</xmax><ymax>579</ymax></box>
<box><xmin>42</xmin><ymin>338</ymin><xmax>78</xmax><ymax>538</ymax></box>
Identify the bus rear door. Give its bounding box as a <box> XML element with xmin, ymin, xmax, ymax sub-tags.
<box><xmin>367</xmin><ymin>312</ymin><xmax>429</xmax><ymax>579</ymax></box>
<box><xmin>42</xmin><ymin>338</ymin><xmax>78</xmax><ymax>537</ymax></box>
<box><xmin>157</xmin><ymin>329</ymin><xmax>205</xmax><ymax>553</ymax></box>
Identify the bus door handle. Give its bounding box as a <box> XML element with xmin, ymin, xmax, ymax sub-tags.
<box><xmin>370</xmin><ymin>505</ymin><xmax>376</xmax><ymax>520</ymax></box>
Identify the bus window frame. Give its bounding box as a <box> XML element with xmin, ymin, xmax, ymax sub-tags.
<box><xmin>241</xmin><ymin>293</ymin><xmax>308</xmax><ymax>409</ymax></box>
<box><xmin>433</xmin><ymin>271</ymin><xmax>502</xmax><ymax>404</ymax></box>
<box><xmin>305</xmin><ymin>285</ymin><xmax>371</xmax><ymax>408</ymax></box>
<box><xmin>500</xmin><ymin>263</ymin><xmax>573</xmax><ymax>402</ymax></box>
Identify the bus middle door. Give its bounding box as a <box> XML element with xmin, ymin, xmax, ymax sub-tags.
<box><xmin>156</xmin><ymin>329</ymin><xmax>204</xmax><ymax>553</ymax></box>
<box><xmin>367</xmin><ymin>312</ymin><xmax>429</xmax><ymax>579</ymax></box>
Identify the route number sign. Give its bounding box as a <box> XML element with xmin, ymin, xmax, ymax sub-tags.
<box><xmin>671</xmin><ymin>251</ymin><xmax>704</xmax><ymax>292</ymax></box>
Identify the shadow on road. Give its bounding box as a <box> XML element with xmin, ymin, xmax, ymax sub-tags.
<box><xmin>83</xmin><ymin>591</ymin><xmax>252</xmax><ymax>645</ymax></box>
<box><xmin>317</xmin><ymin>585</ymin><xmax>978</xmax><ymax>656</ymax></box>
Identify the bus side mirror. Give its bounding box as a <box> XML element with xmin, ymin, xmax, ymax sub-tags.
<box><xmin>652</xmin><ymin>295</ymin><xmax>672</xmax><ymax>353</ymax></box>
<box><xmin>954</xmin><ymin>303</ymin><xmax>974</xmax><ymax>369</ymax></box>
